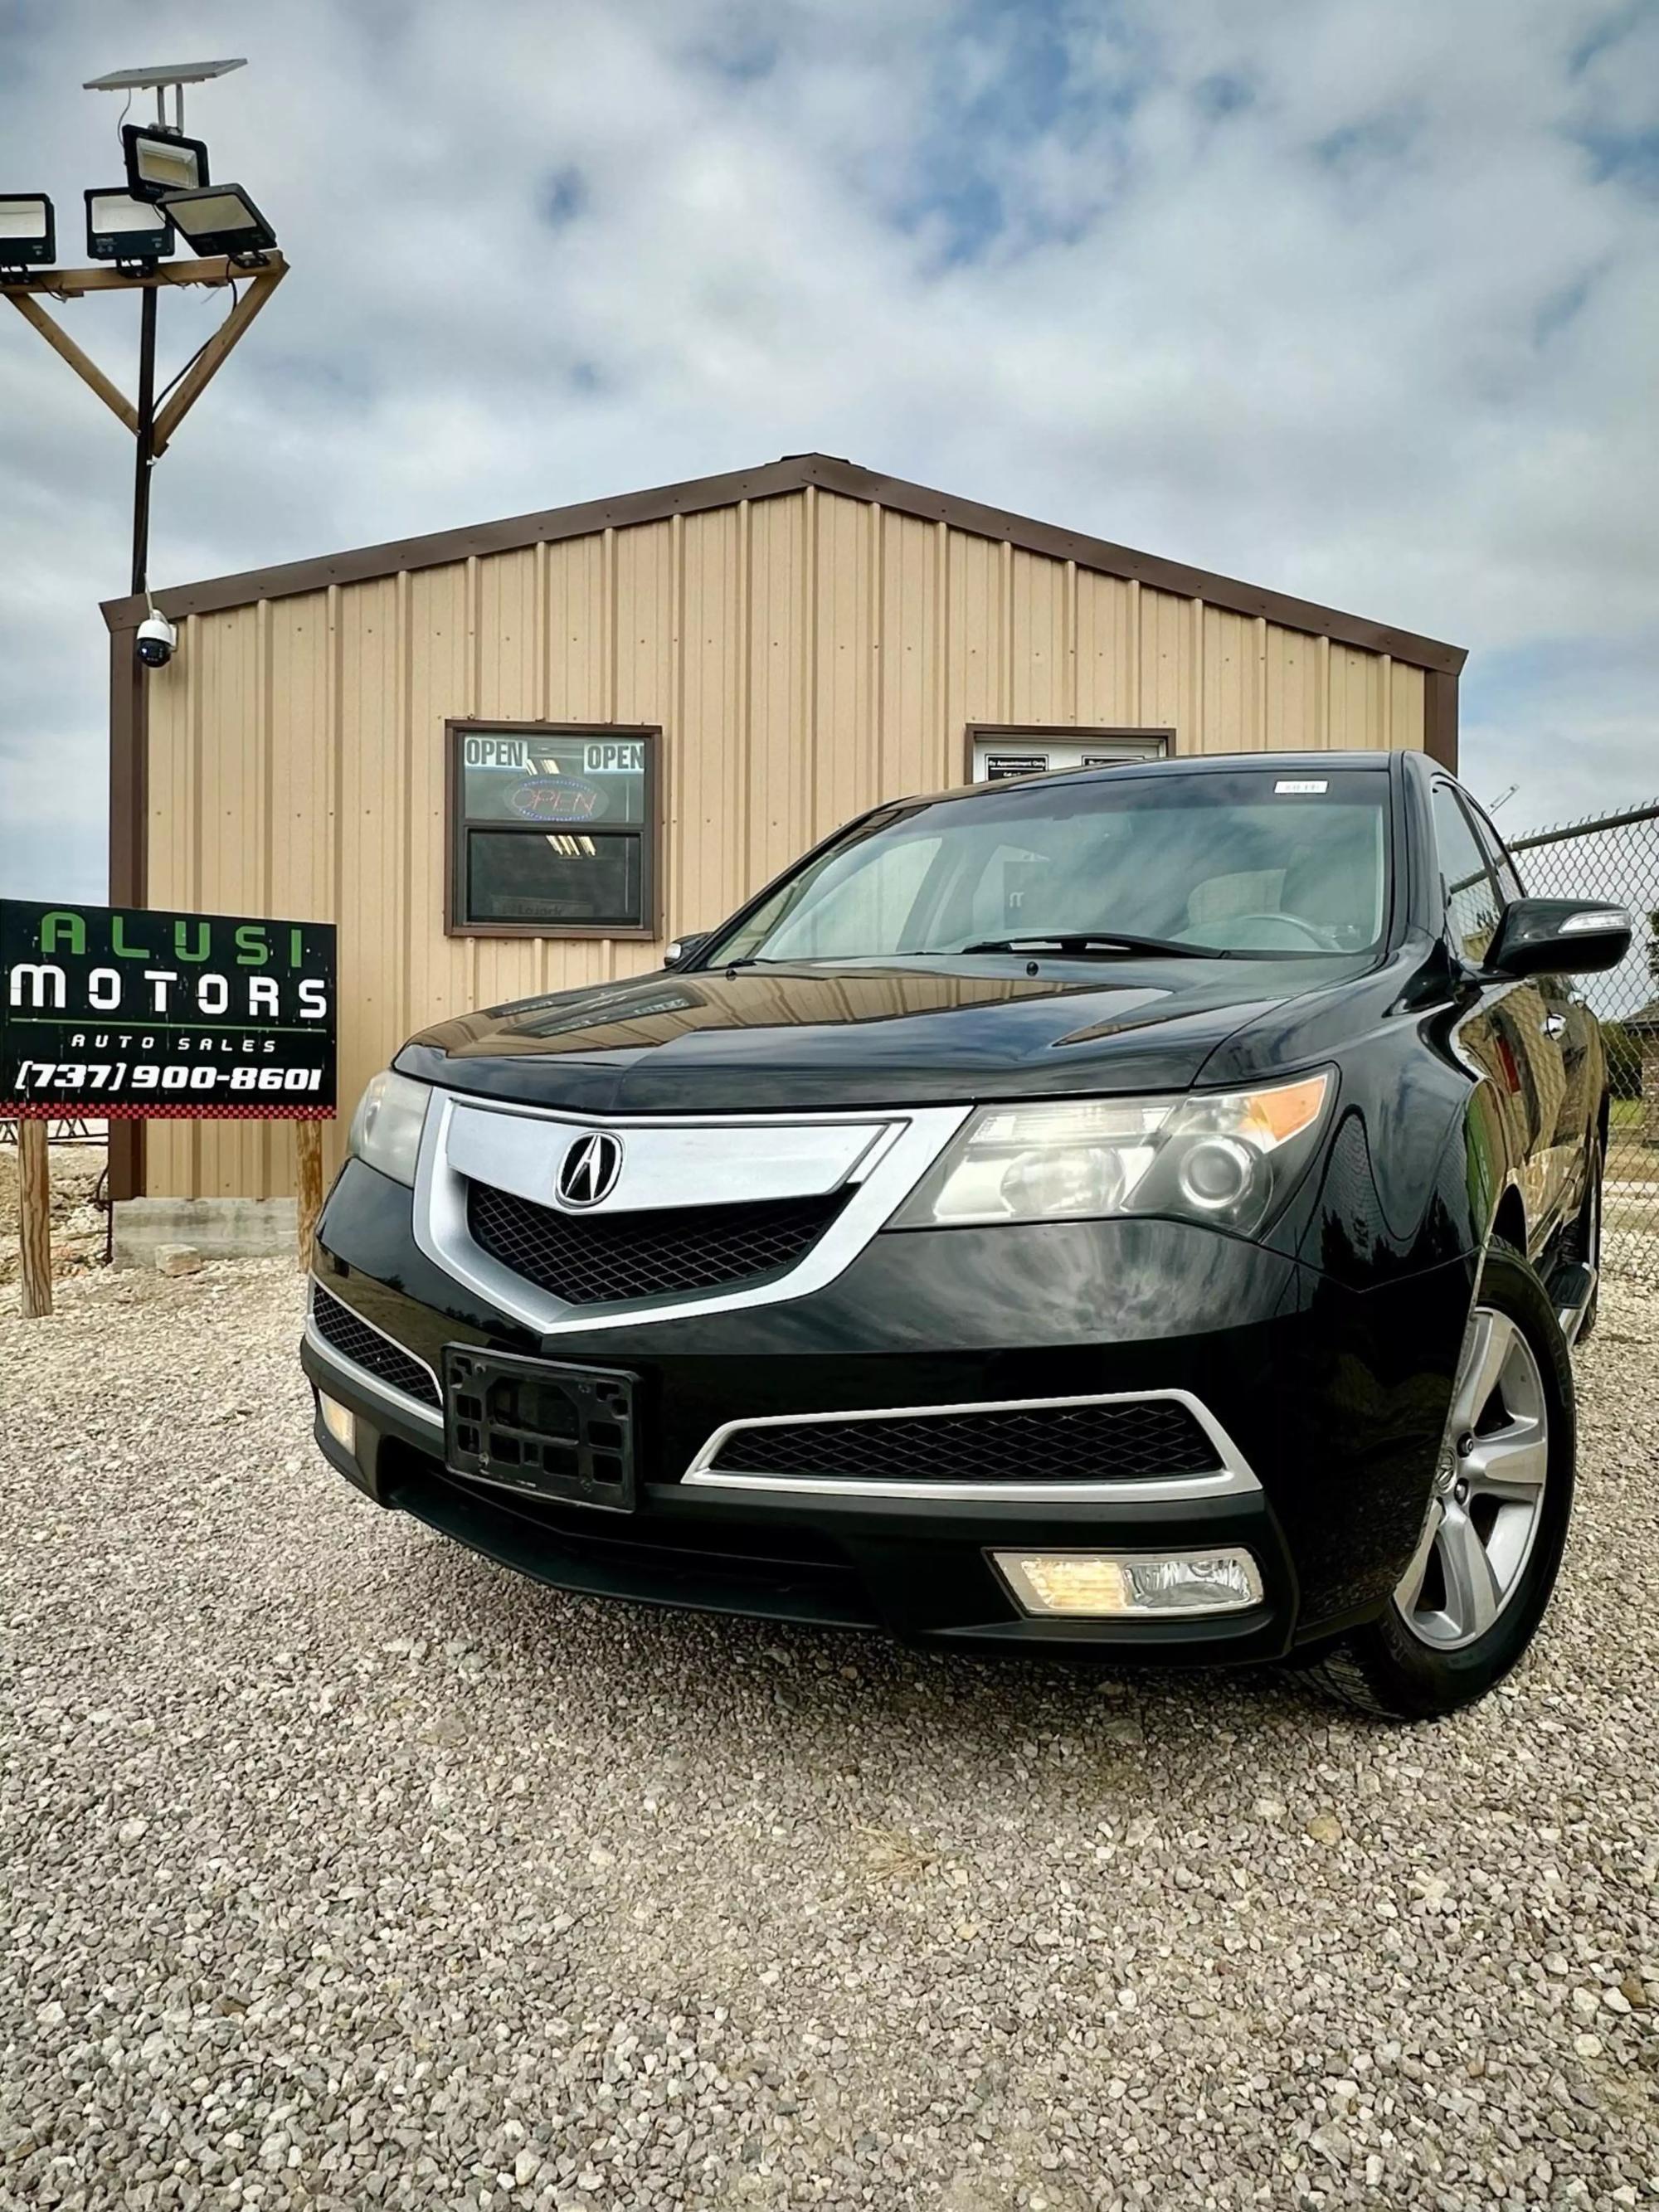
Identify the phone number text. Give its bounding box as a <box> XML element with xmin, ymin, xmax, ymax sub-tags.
<box><xmin>12</xmin><ymin>1061</ymin><xmax>325</xmax><ymax>1096</ymax></box>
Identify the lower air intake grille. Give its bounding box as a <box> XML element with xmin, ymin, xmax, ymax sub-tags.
<box><xmin>708</xmin><ymin>1399</ymin><xmax>1221</xmax><ymax>1485</ymax></box>
<box><xmin>311</xmin><ymin>1286</ymin><xmax>440</xmax><ymax>1408</ymax></box>
<box><xmin>466</xmin><ymin>1183</ymin><xmax>849</xmax><ymax>1307</ymax></box>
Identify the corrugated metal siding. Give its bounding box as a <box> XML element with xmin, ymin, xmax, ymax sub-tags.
<box><xmin>143</xmin><ymin>486</ymin><xmax>1427</xmax><ymax>1199</ymax></box>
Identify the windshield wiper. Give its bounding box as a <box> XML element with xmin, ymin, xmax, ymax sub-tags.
<box><xmin>719</xmin><ymin>955</ymin><xmax>849</xmax><ymax>972</ymax></box>
<box><xmin>955</xmin><ymin>933</ymin><xmax>1226</xmax><ymax>960</ymax></box>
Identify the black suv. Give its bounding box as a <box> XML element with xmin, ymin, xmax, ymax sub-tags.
<box><xmin>303</xmin><ymin>751</ymin><xmax>1629</xmax><ymax>1718</ymax></box>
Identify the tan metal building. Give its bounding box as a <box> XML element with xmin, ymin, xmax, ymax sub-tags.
<box><xmin>102</xmin><ymin>452</ymin><xmax>1465</xmax><ymax>1210</ymax></box>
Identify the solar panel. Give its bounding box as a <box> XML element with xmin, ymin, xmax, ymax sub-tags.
<box><xmin>83</xmin><ymin>60</ymin><xmax>246</xmax><ymax>91</ymax></box>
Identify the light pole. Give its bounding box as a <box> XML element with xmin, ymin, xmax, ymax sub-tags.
<box><xmin>132</xmin><ymin>283</ymin><xmax>157</xmax><ymax>596</ymax></box>
<box><xmin>2</xmin><ymin>57</ymin><xmax>286</xmax><ymax>619</ymax></box>
<box><xmin>1</xmin><ymin>60</ymin><xmax>288</xmax><ymax>1315</ymax></box>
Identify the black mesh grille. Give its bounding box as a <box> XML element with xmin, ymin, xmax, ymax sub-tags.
<box><xmin>708</xmin><ymin>1399</ymin><xmax>1220</xmax><ymax>1485</ymax></box>
<box><xmin>466</xmin><ymin>1183</ymin><xmax>848</xmax><ymax>1307</ymax></box>
<box><xmin>312</xmin><ymin>1286</ymin><xmax>440</xmax><ymax>1408</ymax></box>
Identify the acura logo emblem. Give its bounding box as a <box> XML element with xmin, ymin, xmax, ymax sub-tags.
<box><xmin>557</xmin><ymin>1130</ymin><xmax>624</xmax><ymax>1208</ymax></box>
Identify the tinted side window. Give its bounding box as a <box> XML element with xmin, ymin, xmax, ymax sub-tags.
<box><xmin>1463</xmin><ymin>797</ymin><xmax>1526</xmax><ymax>904</ymax></box>
<box><xmin>1431</xmin><ymin>784</ymin><xmax>1502</xmax><ymax>964</ymax></box>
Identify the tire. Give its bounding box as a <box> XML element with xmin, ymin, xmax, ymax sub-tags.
<box><xmin>1308</xmin><ymin>1238</ymin><xmax>1575</xmax><ymax>1721</ymax></box>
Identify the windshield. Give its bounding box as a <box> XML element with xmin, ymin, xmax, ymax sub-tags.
<box><xmin>707</xmin><ymin>767</ymin><xmax>1392</xmax><ymax>965</ymax></box>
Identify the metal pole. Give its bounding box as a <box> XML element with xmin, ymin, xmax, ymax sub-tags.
<box><xmin>131</xmin><ymin>282</ymin><xmax>157</xmax><ymax>596</ymax></box>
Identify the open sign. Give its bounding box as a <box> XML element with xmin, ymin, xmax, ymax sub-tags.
<box><xmin>509</xmin><ymin>775</ymin><xmax>606</xmax><ymax>821</ymax></box>
<box><xmin>584</xmin><ymin>741</ymin><xmax>645</xmax><ymax>775</ymax></box>
<box><xmin>463</xmin><ymin>734</ymin><xmax>530</xmax><ymax>772</ymax></box>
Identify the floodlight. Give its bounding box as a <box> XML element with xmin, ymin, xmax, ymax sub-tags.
<box><xmin>160</xmin><ymin>182</ymin><xmax>276</xmax><ymax>265</ymax></box>
<box><xmin>123</xmin><ymin>123</ymin><xmax>211</xmax><ymax>203</ymax></box>
<box><xmin>0</xmin><ymin>194</ymin><xmax>55</xmax><ymax>271</ymax></box>
<box><xmin>85</xmin><ymin>189</ymin><xmax>175</xmax><ymax>265</ymax></box>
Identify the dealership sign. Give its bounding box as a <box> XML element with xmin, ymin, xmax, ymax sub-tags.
<box><xmin>1</xmin><ymin>899</ymin><xmax>337</xmax><ymax>1119</ymax></box>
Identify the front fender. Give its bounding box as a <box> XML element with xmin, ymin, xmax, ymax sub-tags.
<box><xmin>1271</xmin><ymin>1034</ymin><xmax>1478</xmax><ymax>1290</ymax></box>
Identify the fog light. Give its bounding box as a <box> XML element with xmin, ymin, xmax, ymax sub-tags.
<box><xmin>319</xmin><ymin>1393</ymin><xmax>357</xmax><ymax>1455</ymax></box>
<box><xmin>994</xmin><ymin>1548</ymin><xmax>1262</xmax><ymax>1618</ymax></box>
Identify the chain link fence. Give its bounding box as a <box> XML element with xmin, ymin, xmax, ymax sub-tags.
<box><xmin>1509</xmin><ymin>800</ymin><xmax>1659</xmax><ymax>1285</ymax></box>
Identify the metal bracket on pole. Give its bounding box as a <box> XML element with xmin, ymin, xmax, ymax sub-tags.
<box><xmin>152</xmin><ymin>260</ymin><xmax>286</xmax><ymax>455</ymax></box>
<box><xmin>2</xmin><ymin>254</ymin><xmax>287</xmax><ymax>462</ymax></box>
<box><xmin>1</xmin><ymin>253</ymin><xmax>273</xmax><ymax>298</ymax></box>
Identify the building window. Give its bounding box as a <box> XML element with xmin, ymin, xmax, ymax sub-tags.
<box><xmin>447</xmin><ymin>722</ymin><xmax>660</xmax><ymax>938</ymax></box>
<box><xmin>966</xmin><ymin>726</ymin><xmax>1173</xmax><ymax>781</ymax></box>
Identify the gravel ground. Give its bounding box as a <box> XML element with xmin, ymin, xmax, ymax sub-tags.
<box><xmin>2</xmin><ymin>1261</ymin><xmax>1657</xmax><ymax>2211</ymax></box>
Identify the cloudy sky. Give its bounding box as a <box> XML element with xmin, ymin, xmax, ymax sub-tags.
<box><xmin>2</xmin><ymin>0</ymin><xmax>1656</xmax><ymax>901</ymax></box>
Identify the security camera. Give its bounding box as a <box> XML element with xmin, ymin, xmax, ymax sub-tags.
<box><xmin>136</xmin><ymin>610</ymin><xmax>177</xmax><ymax>668</ymax></box>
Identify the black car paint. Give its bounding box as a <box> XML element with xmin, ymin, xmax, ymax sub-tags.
<box><xmin>394</xmin><ymin>963</ymin><xmax>1311</xmax><ymax>1113</ymax></box>
<box><xmin>310</xmin><ymin>749</ymin><xmax>1609</xmax><ymax>1656</ymax></box>
<box><xmin>309</xmin><ymin>1157</ymin><xmax>1472</xmax><ymax>1645</ymax></box>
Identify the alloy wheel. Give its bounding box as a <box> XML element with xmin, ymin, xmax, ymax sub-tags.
<box><xmin>1394</xmin><ymin>1305</ymin><xmax>1550</xmax><ymax>1651</ymax></box>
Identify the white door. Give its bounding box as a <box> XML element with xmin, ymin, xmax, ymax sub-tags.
<box><xmin>971</xmin><ymin>729</ymin><xmax>1170</xmax><ymax>781</ymax></box>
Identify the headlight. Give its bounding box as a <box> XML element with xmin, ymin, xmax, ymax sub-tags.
<box><xmin>893</xmin><ymin>1071</ymin><xmax>1332</xmax><ymax>1237</ymax></box>
<box><xmin>347</xmin><ymin>1069</ymin><xmax>430</xmax><ymax>1187</ymax></box>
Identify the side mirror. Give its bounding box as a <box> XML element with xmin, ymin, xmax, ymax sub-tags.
<box><xmin>663</xmin><ymin>931</ymin><xmax>709</xmax><ymax>971</ymax></box>
<box><xmin>1488</xmin><ymin>898</ymin><xmax>1632</xmax><ymax>979</ymax></box>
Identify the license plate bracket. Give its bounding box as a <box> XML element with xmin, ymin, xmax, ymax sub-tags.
<box><xmin>443</xmin><ymin>1348</ymin><xmax>639</xmax><ymax>1512</ymax></box>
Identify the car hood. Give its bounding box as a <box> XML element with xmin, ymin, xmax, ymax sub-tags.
<box><xmin>394</xmin><ymin>957</ymin><xmax>1345</xmax><ymax>1113</ymax></box>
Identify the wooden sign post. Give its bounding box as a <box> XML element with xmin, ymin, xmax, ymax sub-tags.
<box><xmin>295</xmin><ymin>1121</ymin><xmax>324</xmax><ymax>1272</ymax></box>
<box><xmin>17</xmin><ymin>1118</ymin><xmax>52</xmax><ymax>1320</ymax></box>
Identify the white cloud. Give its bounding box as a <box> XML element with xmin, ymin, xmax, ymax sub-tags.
<box><xmin>1</xmin><ymin>0</ymin><xmax>1655</xmax><ymax>898</ymax></box>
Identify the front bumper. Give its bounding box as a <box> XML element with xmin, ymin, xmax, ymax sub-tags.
<box><xmin>304</xmin><ymin>1159</ymin><xmax>1476</xmax><ymax>1658</ymax></box>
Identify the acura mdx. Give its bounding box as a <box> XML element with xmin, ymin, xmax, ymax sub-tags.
<box><xmin>302</xmin><ymin>751</ymin><xmax>1629</xmax><ymax>1717</ymax></box>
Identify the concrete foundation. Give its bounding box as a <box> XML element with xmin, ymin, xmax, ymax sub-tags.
<box><xmin>113</xmin><ymin>1196</ymin><xmax>299</xmax><ymax>1267</ymax></box>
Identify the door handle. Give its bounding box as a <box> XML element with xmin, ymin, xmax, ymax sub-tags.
<box><xmin>1543</xmin><ymin>1013</ymin><xmax>1568</xmax><ymax>1038</ymax></box>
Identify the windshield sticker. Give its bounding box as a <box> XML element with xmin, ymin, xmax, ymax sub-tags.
<box><xmin>1274</xmin><ymin>780</ymin><xmax>1328</xmax><ymax>794</ymax></box>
